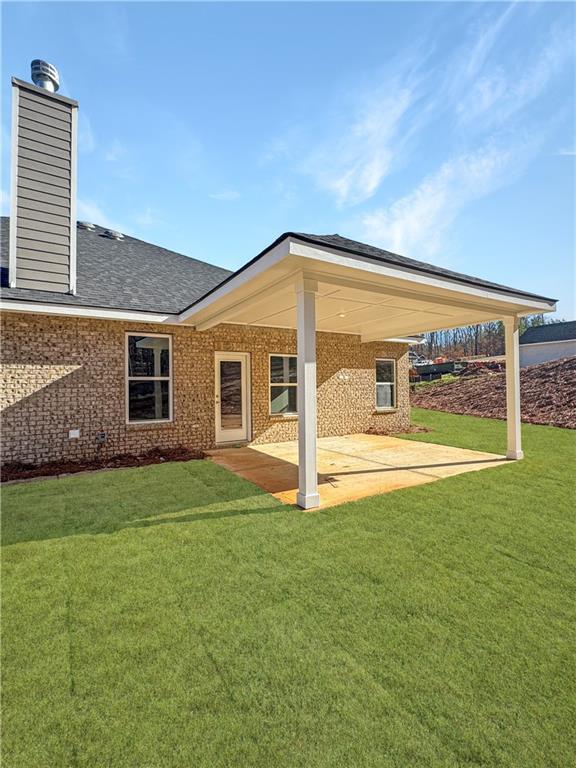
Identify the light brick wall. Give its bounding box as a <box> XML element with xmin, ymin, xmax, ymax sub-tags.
<box><xmin>1</xmin><ymin>312</ymin><xmax>410</xmax><ymax>465</ymax></box>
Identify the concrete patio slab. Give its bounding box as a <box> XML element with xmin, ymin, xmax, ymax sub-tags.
<box><xmin>207</xmin><ymin>434</ymin><xmax>509</xmax><ymax>508</ymax></box>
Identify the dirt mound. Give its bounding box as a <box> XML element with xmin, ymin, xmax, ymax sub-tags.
<box><xmin>411</xmin><ymin>357</ymin><xmax>576</xmax><ymax>429</ymax></box>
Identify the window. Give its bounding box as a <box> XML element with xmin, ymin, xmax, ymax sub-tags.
<box><xmin>375</xmin><ymin>359</ymin><xmax>396</xmax><ymax>409</ymax></box>
<box><xmin>126</xmin><ymin>334</ymin><xmax>172</xmax><ymax>423</ymax></box>
<box><xmin>270</xmin><ymin>355</ymin><xmax>297</xmax><ymax>415</ymax></box>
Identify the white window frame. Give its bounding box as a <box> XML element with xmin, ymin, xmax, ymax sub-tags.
<box><xmin>125</xmin><ymin>332</ymin><xmax>173</xmax><ymax>425</ymax></box>
<box><xmin>375</xmin><ymin>358</ymin><xmax>396</xmax><ymax>411</ymax></box>
<box><xmin>269</xmin><ymin>353</ymin><xmax>298</xmax><ymax>416</ymax></box>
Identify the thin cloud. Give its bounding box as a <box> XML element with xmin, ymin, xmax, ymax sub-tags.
<box><xmin>361</xmin><ymin>139</ymin><xmax>539</xmax><ymax>260</ymax></box>
<box><xmin>305</xmin><ymin>83</ymin><xmax>415</xmax><ymax>207</ymax></box>
<box><xmin>103</xmin><ymin>139</ymin><xmax>127</xmax><ymax>163</ymax></box>
<box><xmin>264</xmin><ymin>3</ymin><xmax>572</xmax><ymax>220</ymax></box>
<box><xmin>356</xmin><ymin>7</ymin><xmax>572</xmax><ymax>259</ymax></box>
<box><xmin>262</xmin><ymin>50</ymin><xmax>430</xmax><ymax>208</ymax></box>
<box><xmin>259</xmin><ymin>135</ymin><xmax>295</xmax><ymax>166</ymax></box>
<box><xmin>135</xmin><ymin>206</ymin><xmax>163</xmax><ymax>228</ymax></box>
<box><xmin>105</xmin><ymin>5</ymin><xmax>131</xmax><ymax>60</ymax></box>
<box><xmin>77</xmin><ymin>199</ymin><xmax>123</xmax><ymax>231</ymax></box>
<box><xmin>209</xmin><ymin>190</ymin><xmax>240</xmax><ymax>201</ymax></box>
<box><xmin>457</xmin><ymin>23</ymin><xmax>574</xmax><ymax>128</ymax></box>
<box><xmin>78</xmin><ymin>113</ymin><xmax>96</xmax><ymax>154</ymax></box>
<box><xmin>462</xmin><ymin>2</ymin><xmax>519</xmax><ymax>83</ymax></box>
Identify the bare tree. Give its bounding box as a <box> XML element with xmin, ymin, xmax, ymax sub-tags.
<box><xmin>420</xmin><ymin>315</ymin><xmax>563</xmax><ymax>360</ymax></box>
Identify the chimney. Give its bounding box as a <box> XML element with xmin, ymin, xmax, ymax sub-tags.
<box><xmin>9</xmin><ymin>60</ymin><xmax>78</xmax><ymax>293</ymax></box>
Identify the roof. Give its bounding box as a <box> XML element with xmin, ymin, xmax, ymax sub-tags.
<box><xmin>0</xmin><ymin>218</ymin><xmax>557</xmax><ymax>315</ymax></box>
<box><xmin>519</xmin><ymin>320</ymin><xmax>576</xmax><ymax>345</ymax></box>
<box><xmin>180</xmin><ymin>230</ymin><xmax>557</xmax><ymax>314</ymax></box>
<box><xmin>293</xmin><ymin>233</ymin><xmax>556</xmax><ymax>304</ymax></box>
<box><xmin>0</xmin><ymin>217</ymin><xmax>231</xmax><ymax>314</ymax></box>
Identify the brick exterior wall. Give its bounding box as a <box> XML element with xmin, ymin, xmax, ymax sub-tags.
<box><xmin>0</xmin><ymin>312</ymin><xmax>410</xmax><ymax>465</ymax></box>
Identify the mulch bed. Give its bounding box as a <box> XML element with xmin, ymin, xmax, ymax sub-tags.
<box><xmin>411</xmin><ymin>356</ymin><xmax>576</xmax><ymax>429</ymax></box>
<box><xmin>2</xmin><ymin>446</ymin><xmax>204</xmax><ymax>483</ymax></box>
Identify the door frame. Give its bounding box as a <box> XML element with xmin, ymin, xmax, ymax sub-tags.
<box><xmin>214</xmin><ymin>351</ymin><xmax>251</xmax><ymax>444</ymax></box>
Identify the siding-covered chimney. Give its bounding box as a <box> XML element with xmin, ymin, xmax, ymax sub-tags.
<box><xmin>9</xmin><ymin>61</ymin><xmax>78</xmax><ymax>293</ymax></box>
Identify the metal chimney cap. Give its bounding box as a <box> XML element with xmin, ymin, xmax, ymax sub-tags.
<box><xmin>31</xmin><ymin>60</ymin><xmax>60</xmax><ymax>92</ymax></box>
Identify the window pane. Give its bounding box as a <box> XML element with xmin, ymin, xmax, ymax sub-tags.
<box><xmin>376</xmin><ymin>360</ymin><xmax>394</xmax><ymax>383</ymax></box>
<box><xmin>271</xmin><ymin>385</ymin><xmax>297</xmax><ymax>414</ymax></box>
<box><xmin>376</xmin><ymin>383</ymin><xmax>394</xmax><ymax>408</ymax></box>
<box><xmin>220</xmin><ymin>361</ymin><xmax>243</xmax><ymax>430</ymax></box>
<box><xmin>270</xmin><ymin>355</ymin><xmax>297</xmax><ymax>383</ymax></box>
<box><xmin>128</xmin><ymin>381</ymin><xmax>170</xmax><ymax>421</ymax></box>
<box><xmin>128</xmin><ymin>336</ymin><xmax>170</xmax><ymax>377</ymax></box>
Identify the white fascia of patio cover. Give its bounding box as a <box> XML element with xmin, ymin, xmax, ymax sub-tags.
<box><xmin>176</xmin><ymin>234</ymin><xmax>557</xmax><ymax>338</ymax></box>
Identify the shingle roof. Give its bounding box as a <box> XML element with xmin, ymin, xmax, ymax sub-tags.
<box><xmin>181</xmin><ymin>230</ymin><xmax>557</xmax><ymax>313</ymax></box>
<box><xmin>292</xmin><ymin>233</ymin><xmax>556</xmax><ymax>304</ymax></box>
<box><xmin>0</xmin><ymin>218</ymin><xmax>557</xmax><ymax>315</ymax></box>
<box><xmin>0</xmin><ymin>217</ymin><xmax>231</xmax><ymax>314</ymax></box>
<box><xmin>519</xmin><ymin>320</ymin><xmax>576</xmax><ymax>344</ymax></box>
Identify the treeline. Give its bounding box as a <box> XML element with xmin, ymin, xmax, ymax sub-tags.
<box><xmin>420</xmin><ymin>315</ymin><xmax>564</xmax><ymax>359</ymax></box>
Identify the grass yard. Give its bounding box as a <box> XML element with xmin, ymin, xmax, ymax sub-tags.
<box><xmin>2</xmin><ymin>409</ymin><xmax>575</xmax><ymax>768</ymax></box>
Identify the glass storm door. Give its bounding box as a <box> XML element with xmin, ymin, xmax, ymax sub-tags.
<box><xmin>215</xmin><ymin>352</ymin><xmax>250</xmax><ymax>443</ymax></box>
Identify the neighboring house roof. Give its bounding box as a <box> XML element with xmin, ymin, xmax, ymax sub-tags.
<box><xmin>0</xmin><ymin>217</ymin><xmax>556</xmax><ymax>315</ymax></box>
<box><xmin>0</xmin><ymin>217</ymin><xmax>231</xmax><ymax>314</ymax></box>
<box><xmin>519</xmin><ymin>320</ymin><xmax>576</xmax><ymax>345</ymax></box>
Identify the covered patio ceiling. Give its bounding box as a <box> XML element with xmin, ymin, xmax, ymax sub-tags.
<box><xmin>178</xmin><ymin>233</ymin><xmax>556</xmax><ymax>339</ymax></box>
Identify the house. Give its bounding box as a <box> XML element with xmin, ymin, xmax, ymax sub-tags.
<box><xmin>519</xmin><ymin>321</ymin><xmax>576</xmax><ymax>367</ymax></box>
<box><xmin>0</xmin><ymin>62</ymin><xmax>557</xmax><ymax>508</ymax></box>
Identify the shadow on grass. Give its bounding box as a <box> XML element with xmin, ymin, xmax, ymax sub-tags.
<box><xmin>1</xmin><ymin>460</ymin><xmax>290</xmax><ymax>547</ymax></box>
<box><xmin>2</xmin><ymin>495</ymin><xmax>288</xmax><ymax>547</ymax></box>
<box><xmin>122</xmin><ymin>500</ymin><xmax>289</xmax><ymax>532</ymax></box>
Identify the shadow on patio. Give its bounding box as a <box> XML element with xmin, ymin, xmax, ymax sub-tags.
<box><xmin>207</xmin><ymin>433</ymin><xmax>509</xmax><ymax>508</ymax></box>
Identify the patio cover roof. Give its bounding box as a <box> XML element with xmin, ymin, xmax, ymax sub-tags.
<box><xmin>179</xmin><ymin>232</ymin><xmax>557</xmax><ymax>339</ymax></box>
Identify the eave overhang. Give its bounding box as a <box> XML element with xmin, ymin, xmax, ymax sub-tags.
<box><xmin>176</xmin><ymin>235</ymin><xmax>557</xmax><ymax>341</ymax></box>
<box><xmin>0</xmin><ymin>234</ymin><xmax>557</xmax><ymax>335</ymax></box>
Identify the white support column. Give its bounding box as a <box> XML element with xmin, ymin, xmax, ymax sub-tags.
<box><xmin>504</xmin><ymin>316</ymin><xmax>524</xmax><ymax>460</ymax></box>
<box><xmin>296</xmin><ymin>276</ymin><xmax>320</xmax><ymax>509</ymax></box>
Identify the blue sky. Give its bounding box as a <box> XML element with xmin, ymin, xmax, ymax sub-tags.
<box><xmin>2</xmin><ymin>1</ymin><xmax>575</xmax><ymax>318</ymax></box>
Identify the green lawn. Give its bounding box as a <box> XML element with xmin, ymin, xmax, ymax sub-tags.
<box><xmin>2</xmin><ymin>409</ymin><xmax>574</xmax><ymax>768</ymax></box>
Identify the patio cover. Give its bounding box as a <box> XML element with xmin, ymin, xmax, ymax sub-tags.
<box><xmin>178</xmin><ymin>233</ymin><xmax>557</xmax><ymax>508</ymax></box>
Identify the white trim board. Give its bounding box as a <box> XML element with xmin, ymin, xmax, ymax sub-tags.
<box><xmin>69</xmin><ymin>105</ymin><xmax>78</xmax><ymax>294</ymax></box>
<box><xmin>178</xmin><ymin>239</ymin><xmax>292</xmax><ymax>323</ymax></box>
<box><xmin>0</xmin><ymin>299</ymin><xmax>179</xmax><ymax>324</ymax></box>
<box><xmin>214</xmin><ymin>351</ymin><xmax>251</xmax><ymax>443</ymax></box>
<box><xmin>1</xmin><ymin>234</ymin><xmax>556</xmax><ymax>329</ymax></box>
<box><xmin>8</xmin><ymin>83</ymin><xmax>19</xmax><ymax>288</ymax></box>
<box><xmin>375</xmin><ymin>357</ymin><xmax>397</xmax><ymax>411</ymax></box>
<box><xmin>289</xmin><ymin>239</ymin><xmax>556</xmax><ymax>313</ymax></box>
<box><xmin>125</xmin><ymin>332</ymin><xmax>173</xmax><ymax>425</ymax></box>
<box><xmin>269</xmin><ymin>352</ymin><xmax>298</xmax><ymax>416</ymax></box>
